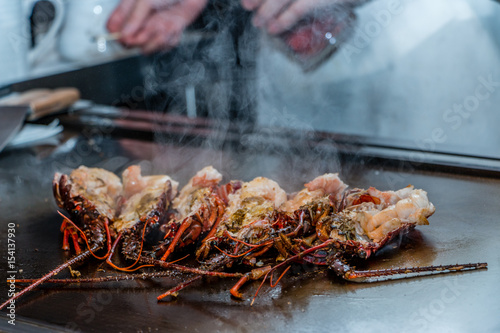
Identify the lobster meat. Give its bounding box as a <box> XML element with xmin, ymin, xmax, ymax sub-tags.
<box><xmin>0</xmin><ymin>166</ymin><xmax>488</xmax><ymax>310</ymax></box>
<box><xmin>0</xmin><ymin>166</ymin><xmax>121</xmax><ymax>310</ymax></box>
<box><xmin>195</xmin><ymin>173</ymin><xmax>486</xmax><ymax>300</ymax></box>
<box><xmin>154</xmin><ymin>166</ymin><xmax>228</xmax><ymax>262</ymax></box>
<box><xmin>106</xmin><ymin>165</ymin><xmax>178</xmax><ymax>271</ymax></box>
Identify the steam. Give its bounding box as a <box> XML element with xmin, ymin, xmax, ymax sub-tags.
<box><xmin>135</xmin><ymin>0</ymin><xmax>499</xmax><ymax>185</ymax></box>
<box><xmin>139</xmin><ymin>1</ymin><xmax>354</xmax><ymax>186</ymax></box>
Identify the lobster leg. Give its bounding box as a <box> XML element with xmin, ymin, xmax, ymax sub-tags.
<box><xmin>157</xmin><ymin>276</ymin><xmax>202</xmax><ymax>301</ymax></box>
<box><xmin>230</xmin><ymin>266</ymin><xmax>272</xmax><ymax>299</ymax></box>
<box><xmin>330</xmin><ymin>258</ymin><xmax>488</xmax><ymax>282</ymax></box>
<box><xmin>60</xmin><ymin>221</ymin><xmax>82</xmax><ymax>254</ymax></box>
<box><xmin>61</xmin><ymin>224</ymin><xmax>71</xmax><ymax>251</ymax></box>
<box><xmin>230</xmin><ymin>275</ymin><xmax>250</xmax><ymax>299</ymax></box>
<box><xmin>199</xmin><ymin>197</ymin><xmax>224</xmax><ymax>244</ymax></box>
<box><xmin>195</xmin><ymin>201</ymin><xmax>225</xmax><ymax>259</ymax></box>
<box><xmin>69</xmin><ymin>229</ymin><xmax>82</xmax><ymax>254</ymax></box>
<box><xmin>0</xmin><ymin>247</ymin><xmax>96</xmax><ymax>310</ymax></box>
<box><xmin>160</xmin><ymin>217</ymin><xmax>197</xmax><ymax>261</ymax></box>
<box><xmin>229</xmin><ymin>239</ymin><xmax>331</xmax><ymax>302</ymax></box>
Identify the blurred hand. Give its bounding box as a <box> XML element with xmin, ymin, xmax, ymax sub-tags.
<box><xmin>241</xmin><ymin>0</ymin><xmax>362</xmax><ymax>35</ymax></box>
<box><xmin>107</xmin><ymin>0</ymin><xmax>208</xmax><ymax>54</ymax></box>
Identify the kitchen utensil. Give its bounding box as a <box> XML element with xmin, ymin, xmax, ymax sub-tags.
<box><xmin>0</xmin><ymin>106</ymin><xmax>26</xmax><ymax>153</ymax></box>
<box><xmin>6</xmin><ymin>119</ymin><xmax>63</xmax><ymax>149</ymax></box>
<box><xmin>271</xmin><ymin>6</ymin><xmax>356</xmax><ymax>71</ymax></box>
<box><xmin>0</xmin><ymin>87</ymin><xmax>80</xmax><ymax>153</ymax></box>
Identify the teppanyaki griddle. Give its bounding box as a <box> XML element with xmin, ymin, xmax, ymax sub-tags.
<box><xmin>0</xmin><ymin>115</ymin><xmax>498</xmax><ymax>333</ymax></box>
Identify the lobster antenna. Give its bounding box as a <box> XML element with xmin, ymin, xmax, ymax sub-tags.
<box><xmin>0</xmin><ymin>247</ymin><xmax>96</xmax><ymax>310</ymax></box>
<box><xmin>331</xmin><ymin>261</ymin><xmax>488</xmax><ymax>282</ymax></box>
<box><xmin>15</xmin><ymin>270</ymin><xmax>177</xmax><ymax>285</ymax></box>
<box><xmin>139</xmin><ymin>257</ymin><xmax>243</xmax><ymax>278</ymax></box>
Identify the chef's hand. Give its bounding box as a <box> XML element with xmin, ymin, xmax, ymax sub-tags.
<box><xmin>107</xmin><ymin>0</ymin><xmax>208</xmax><ymax>54</ymax></box>
<box><xmin>241</xmin><ymin>0</ymin><xmax>362</xmax><ymax>35</ymax></box>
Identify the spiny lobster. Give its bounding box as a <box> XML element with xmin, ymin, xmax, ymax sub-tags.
<box><xmin>0</xmin><ymin>167</ymin><xmax>488</xmax><ymax>310</ymax></box>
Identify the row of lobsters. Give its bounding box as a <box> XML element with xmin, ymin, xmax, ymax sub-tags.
<box><xmin>1</xmin><ymin>165</ymin><xmax>487</xmax><ymax>309</ymax></box>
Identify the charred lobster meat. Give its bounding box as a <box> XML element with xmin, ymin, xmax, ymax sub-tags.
<box><xmin>0</xmin><ymin>166</ymin><xmax>488</xmax><ymax>310</ymax></box>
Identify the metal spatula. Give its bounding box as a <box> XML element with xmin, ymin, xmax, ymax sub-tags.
<box><xmin>0</xmin><ymin>87</ymin><xmax>80</xmax><ymax>153</ymax></box>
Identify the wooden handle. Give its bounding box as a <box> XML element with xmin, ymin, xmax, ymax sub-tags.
<box><xmin>28</xmin><ymin>88</ymin><xmax>81</xmax><ymax>121</ymax></box>
<box><xmin>0</xmin><ymin>89</ymin><xmax>52</xmax><ymax>106</ymax></box>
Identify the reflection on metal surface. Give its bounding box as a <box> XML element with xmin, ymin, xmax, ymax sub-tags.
<box><xmin>0</xmin><ymin>130</ymin><xmax>497</xmax><ymax>331</ymax></box>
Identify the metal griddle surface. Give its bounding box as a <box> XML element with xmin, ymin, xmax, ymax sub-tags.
<box><xmin>0</xmin><ymin>132</ymin><xmax>499</xmax><ymax>333</ymax></box>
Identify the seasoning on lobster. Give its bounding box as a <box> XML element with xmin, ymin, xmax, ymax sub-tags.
<box><xmin>0</xmin><ymin>166</ymin><xmax>121</xmax><ymax>310</ymax></box>
<box><xmin>228</xmin><ymin>174</ymin><xmax>487</xmax><ymax>303</ymax></box>
<box><xmin>1</xmin><ymin>167</ymin><xmax>488</xmax><ymax>310</ymax></box>
<box><xmin>1</xmin><ymin>165</ymin><xmax>242</xmax><ymax>310</ymax></box>
<box><xmin>105</xmin><ymin>165</ymin><xmax>178</xmax><ymax>271</ymax></box>
<box><xmin>154</xmin><ymin>166</ymin><xmax>227</xmax><ymax>262</ymax></box>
